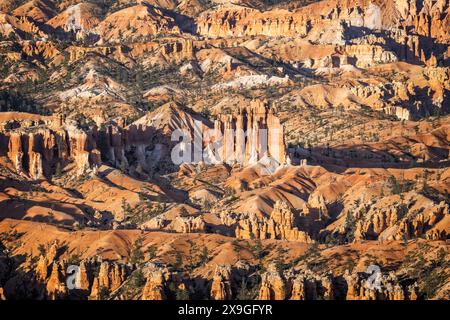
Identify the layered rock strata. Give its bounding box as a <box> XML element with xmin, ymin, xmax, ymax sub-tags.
<box><xmin>208</xmin><ymin>99</ymin><xmax>287</xmax><ymax>166</ymax></box>
<box><xmin>235</xmin><ymin>201</ymin><xmax>312</xmax><ymax>242</ymax></box>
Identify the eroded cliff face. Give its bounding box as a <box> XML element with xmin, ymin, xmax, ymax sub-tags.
<box><xmin>26</xmin><ymin>254</ymin><xmax>129</xmax><ymax>300</ymax></box>
<box><xmin>1</xmin><ymin>0</ymin><xmax>448</xmax><ymax>122</ymax></box>
<box><xmin>196</xmin><ymin>0</ymin><xmax>449</xmax><ymax>40</ymax></box>
<box><xmin>45</xmin><ymin>262</ymin><xmax>67</xmax><ymax>299</ymax></box>
<box><xmin>258</xmin><ymin>264</ymin><xmax>287</xmax><ymax>300</ymax></box>
<box><xmin>0</xmin><ymin>98</ymin><xmax>289</xmax><ymax>180</ymax></box>
<box><xmin>208</xmin><ymin>99</ymin><xmax>287</xmax><ymax>166</ymax></box>
<box><xmin>0</xmin><ymin>114</ymin><xmax>101</xmax><ymax>179</ymax></box>
<box><xmin>5</xmin><ymin>239</ymin><xmax>129</xmax><ymax>300</ymax></box>
<box><xmin>0</xmin><ymin>218</ymin><xmax>447</xmax><ymax>301</ymax></box>
<box><xmin>210</xmin><ymin>265</ymin><xmax>233</xmax><ymax>300</ymax></box>
<box><xmin>170</xmin><ymin>216</ymin><xmax>206</xmax><ymax>233</ymax></box>
<box><xmin>0</xmin><ymin>13</ymin><xmax>46</xmax><ymax>38</ymax></box>
<box><xmin>142</xmin><ymin>270</ymin><xmax>167</xmax><ymax>300</ymax></box>
<box><xmin>343</xmin><ymin>269</ymin><xmax>418</xmax><ymax>300</ymax></box>
<box><xmin>236</xmin><ymin>201</ymin><xmax>313</xmax><ymax>242</ymax></box>
<box><xmin>353</xmin><ymin>201</ymin><xmax>449</xmax><ymax>241</ymax></box>
<box><xmin>196</xmin><ymin>0</ymin><xmax>449</xmax><ymax>66</ymax></box>
<box><xmin>256</xmin><ymin>263</ymin><xmax>419</xmax><ymax>301</ymax></box>
<box><xmin>10</xmin><ymin>251</ymin><xmax>422</xmax><ymax>301</ymax></box>
<box><xmin>95</xmin><ymin>5</ymin><xmax>182</xmax><ymax>44</ymax></box>
<box><xmin>0</xmin><ymin>0</ymin><xmax>449</xmax><ymax>302</ymax></box>
<box><xmin>289</xmin><ymin>272</ymin><xmax>334</xmax><ymax>300</ymax></box>
<box><xmin>320</xmin><ymin>194</ymin><xmax>449</xmax><ymax>243</ymax></box>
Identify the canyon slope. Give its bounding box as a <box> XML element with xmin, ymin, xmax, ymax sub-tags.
<box><xmin>0</xmin><ymin>0</ymin><xmax>449</xmax><ymax>300</ymax></box>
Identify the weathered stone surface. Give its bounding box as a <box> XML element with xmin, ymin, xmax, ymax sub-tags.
<box><xmin>171</xmin><ymin>216</ymin><xmax>205</xmax><ymax>233</ymax></box>
<box><xmin>236</xmin><ymin>201</ymin><xmax>312</xmax><ymax>242</ymax></box>
<box><xmin>210</xmin><ymin>265</ymin><xmax>233</xmax><ymax>300</ymax></box>
<box><xmin>353</xmin><ymin>200</ymin><xmax>449</xmax><ymax>241</ymax></box>
<box><xmin>35</xmin><ymin>255</ymin><xmax>49</xmax><ymax>281</ymax></box>
<box><xmin>343</xmin><ymin>269</ymin><xmax>418</xmax><ymax>300</ymax></box>
<box><xmin>77</xmin><ymin>261</ymin><xmax>90</xmax><ymax>291</ymax></box>
<box><xmin>206</xmin><ymin>99</ymin><xmax>287</xmax><ymax>166</ymax></box>
<box><xmin>142</xmin><ymin>270</ymin><xmax>167</xmax><ymax>300</ymax></box>
<box><xmin>2</xmin><ymin>117</ymin><xmax>101</xmax><ymax>178</ymax></box>
<box><xmin>46</xmin><ymin>262</ymin><xmax>67</xmax><ymax>299</ymax></box>
<box><xmin>258</xmin><ymin>264</ymin><xmax>286</xmax><ymax>300</ymax></box>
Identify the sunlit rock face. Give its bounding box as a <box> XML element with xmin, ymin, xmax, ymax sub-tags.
<box><xmin>0</xmin><ymin>114</ymin><xmax>101</xmax><ymax>179</ymax></box>
<box><xmin>0</xmin><ymin>0</ymin><xmax>448</xmax><ymax>302</ymax></box>
<box><xmin>235</xmin><ymin>201</ymin><xmax>313</xmax><ymax>242</ymax></box>
<box><xmin>208</xmin><ymin>99</ymin><xmax>287</xmax><ymax>167</ymax></box>
<box><xmin>210</xmin><ymin>265</ymin><xmax>233</xmax><ymax>300</ymax></box>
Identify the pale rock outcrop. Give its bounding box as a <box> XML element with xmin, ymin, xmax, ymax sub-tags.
<box><xmin>89</xmin><ymin>277</ymin><xmax>100</xmax><ymax>300</ymax></box>
<box><xmin>207</xmin><ymin>99</ymin><xmax>287</xmax><ymax>166</ymax></box>
<box><xmin>287</xmin><ymin>271</ymin><xmax>334</xmax><ymax>300</ymax></box>
<box><xmin>46</xmin><ymin>262</ymin><xmax>67</xmax><ymax>300</ymax></box>
<box><xmin>88</xmin><ymin>261</ymin><xmax>126</xmax><ymax>298</ymax></box>
<box><xmin>344</xmin><ymin>45</ymin><xmax>398</xmax><ymax>68</ymax></box>
<box><xmin>142</xmin><ymin>270</ymin><xmax>167</xmax><ymax>300</ymax></box>
<box><xmin>218</xmin><ymin>210</ymin><xmax>240</xmax><ymax>227</ymax></box>
<box><xmin>46</xmin><ymin>242</ymin><xmax>59</xmax><ymax>263</ymax></box>
<box><xmin>98</xmin><ymin>261</ymin><xmax>111</xmax><ymax>290</ymax></box>
<box><xmin>343</xmin><ymin>270</ymin><xmax>417</xmax><ymax>300</ymax></box>
<box><xmin>46</xmin><ymin>3</ymin><xmax>100</xmax><ymax>33</ymax></box>
<box><xmin>210</xmin><ymin>265</ymin><xmax>233</xmax><ymax>300</ymax></box>
<box><xmin>171</xmin><ymin>216</ymin><xmax>205</xmax><ymax>233</ymax></box>
<box><xmin>95</xmin><ymin>5</ymin><xmax>182</xmax><ymax>44</ymax></box>
<box><xmin>351</xmin><ymin>200</ymin><xmax>448</xmax><ymax>241</ymax></box>
<box><xmin>258</xmin><ymin>264</ymin><xmax>286</xmax><ymax>300</ymax></box>
<box><xmin>110</xmin><ymin>263</ymin><xmax>124</xmax><ymax>292</ymax></box>
<box><xmin>77</xmin><ymin>261</ymin><xmax>90</xmax><ymax>291</ymax></box>
<box><xmin>307</xmin><ymin>193</ymin><xmax>330</xmax><ymax>220</ymax></box>
<box><xmin>35</xmin><ymin>255</ymin><xmax>49</xmax><ymax>281</ymax></box>
<box><xmin>2</xmin><ymin>116</ymin><xmax>101</xmax><ymax>179</ymax></box>
<box><xmin>28</xmin><ymin>133</ymin><xmax>44</xmax><ymax>180</ymax></box>
<box><xmin>144</xmin><ymin>217</ymin><xmax>167</xmax><ymax>230</ymax></box>
<box><xmin>236</xmin><ymin>201</ymin><xmax>312</xmax><ymax>242</ymax></box>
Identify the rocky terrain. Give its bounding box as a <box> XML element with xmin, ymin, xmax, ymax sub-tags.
<box><xmin>0</xmin><ymin>0</ymin><xmax>449</xmax><ymax>300</ymax></box>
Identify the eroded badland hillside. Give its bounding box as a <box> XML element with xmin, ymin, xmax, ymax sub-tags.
<box><xmin>0</xmin><ymin>0</ymin><xmax>449</xmax><ymax>300</ymax></box>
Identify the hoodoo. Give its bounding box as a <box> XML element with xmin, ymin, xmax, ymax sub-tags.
<box><xmin>0</xmin><ymin>0</ymin><xmax>448</xmax><ymax>302</ymax></box>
